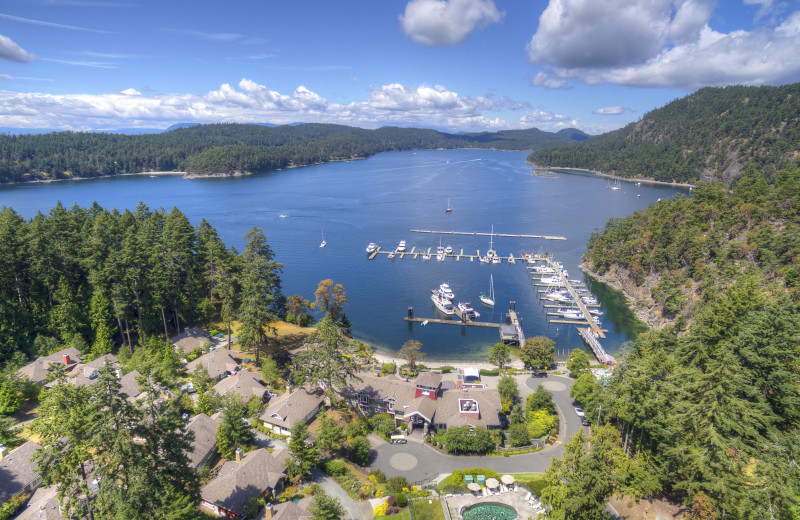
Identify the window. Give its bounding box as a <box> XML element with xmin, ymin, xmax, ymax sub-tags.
<box><xmin>387</xmin><ymin>399</ymin><xmax>395</xmax><ymax>412</ymax></box>
<box><xmin>359</xmin><ymin>394</ymin><xmax>369</xmax><ymax>404</ymax></box>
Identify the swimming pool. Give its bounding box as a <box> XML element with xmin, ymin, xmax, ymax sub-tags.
<box><xmin>461</xmin><ymin>502</ymin><xmax>518</xmax><ymax>520</ymax></box>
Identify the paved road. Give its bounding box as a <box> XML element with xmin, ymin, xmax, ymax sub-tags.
<box><xmin>369</xmin><ymin>374</ymin><xmax>586</xmax><ymax>481</ymax></box>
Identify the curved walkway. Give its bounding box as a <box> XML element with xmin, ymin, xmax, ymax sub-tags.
<box><xmin>369</xmin><ymin>374</ymin><xmax>585</xmax><ymax>482</ymax></box>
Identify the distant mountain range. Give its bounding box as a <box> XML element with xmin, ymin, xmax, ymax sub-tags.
<box><xmin>0</xmin><ymin>122</ymin><xmax>589</xmax><ymax>183</ymax></box>
<box><xmin>529</xmin><ymin>82</ymin><xmax>800</xmax><ymax>183</ymax></box>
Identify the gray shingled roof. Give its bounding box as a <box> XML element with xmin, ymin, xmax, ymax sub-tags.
<box><xmin>259</xmin><ymin>388</ymin><xmax>324</xmax><ymax>431</ymax></box>
<box><xmin>15</xmin><ymin>485</ymin><xmax>66</xmax><ymax>520</ymax></box>
<box><xmin>185</xmin><ymin>348</ymin><xmax>239</xmax><ymax>379</ymax></box>
<box><xmin>212</xmin><ymin>370</ymin><xmax>266</xmax><ymax>401</ymax></box>
<box><xmin>414</xmin><ymin>371</ymin><xmax>443</xmax><ymax>389</ymax></box>
<box><xmin>434</xmin><ymin>388</ymin><xmax>502</xmax><ymax>429</ymax></box>
<box><xmin>257</xmin><ymin>499</ymin><xmax>312</xmax><ymax>520</ymax></box>
<box><xmin>340</xmin><ymin>372</ymin><xmax>417</xmax><ymax>408</ymax></box>
<box><xmin>0</xmin><ymin>440</ymin><xmax>41</xmax><ymax>503</ymax></box>
<box><xmin>17</xmin><ymin>347</ymin><xmax>82</xmax><ymax>384</ymax></box>
<box><xmin>185</xmin><ymin>412</ymin><xmax>222</xmax><ymax>469</ymax></box>
<box><xmin>200</xmin><ymin>448</ymin><xmax>288</xmax><ymax>515</ymax></box>
<box><xmin>172</xmin><ymin>327</ymin><xmax>210</xmax><ymax>355</ymax></box>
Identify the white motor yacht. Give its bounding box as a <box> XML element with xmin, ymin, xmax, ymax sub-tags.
<box><xmin>366</xmin><ymin>242</ymin><xmax>377</xmax><ymax>254</ymax></box>
<box><xmin>457</xmin><ymin>302</ymin><xmax>480</xmax><ymax>320</ymax></box>
<box><xmin>431</xmin><ymin>292</ymin><xmax>455</xmax><ymax>315</ymax></box>
<box><xmin>439</xmin><ymin>283</ymin><xmax>454</xmax><ymax>300</ymax></box>
<box><xmin>445</xmin><ymin>245</ymin><xmax>453</xmax><ymax>255</ymax></box>
<box><xmin>397</xmin><ymin>240</ymin><xmax>407</xmax><ymax>252</ymax></box>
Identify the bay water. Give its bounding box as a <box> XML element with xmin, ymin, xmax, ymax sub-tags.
<box><xmin>0</xmin><ymin>150</ymin><xmax>688</xmax><ymax>361</ymax></box>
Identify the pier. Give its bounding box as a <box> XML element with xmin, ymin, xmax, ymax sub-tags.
<box><xmin>404</xmin><ymin>316</ymin><xmax>500</xmax><ymax>329</ymax></box>
<box><xmin>410</xmin><ymin>229</ymin><xmax>566</xmax><ymax>241</ymax></box>
<box><xmin>578</xmin><ymin>327</ymin><xmax>614</xmax><ymax>365</ymax></box>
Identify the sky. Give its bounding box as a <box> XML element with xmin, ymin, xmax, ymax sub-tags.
<box><xmin>0</xmin><ymin>0</ymin><xmax>799</xmax><ymax>135</ymax></box>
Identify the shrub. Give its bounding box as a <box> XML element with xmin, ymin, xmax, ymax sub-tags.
<box><xmin>386</xmin><ymin>495</ymin><xmax>395</xmax><ymax>506</ymax></box>
<box><xmin>395</xmin><ymin>493</ymin><xmax>409</xmax><ymax>508</ymax></box>
<box><xmin>370</xmin><ymin>413</ymin><xmax>397</xmax><ymax>438</ymax></box>
<box><xmin>322</xmin><ymin>459</ymin><xmax>347</xmax><ymax>476</ymax></box>
<box><xmin>479</xmin><ymin>368</ymin><xmax>501</xmax><ymax>376</ymax></box>
<box><xmin>509</xmin><ymin>423</ymin><xmax>531</xmax><ymax>447</ymax></box>
<box><xmin>374</xmin><ymin>503</ymin><xmax>388</xmax><ymax>516</ymax></box>
<box><xmin>345</xmin><ymin>416</ymin><xmax>370</xmax><ymax>439</ymax></box>
<box><xmin>386</xmin><ymin>506</ymin><xmax>400</xmax><ymax>515</ymax></box>
<box><xmin>387</xmin><ymin>475</ymin><xmax>410</xmax><ymax>493</ymax></box>
<box><xmin>371</xmin><ymin>469</ymin><xmax>387</xmax><ymax>483</ymax></box>
<box><xmin>349</xmin><ymin>435</ymin><xmax>371</xmax><ymax>466</ymax></box>
<box><xmin>380</xmin><ymin>363</ymin><xmax>396</xmax><ymax>376</ymax></box>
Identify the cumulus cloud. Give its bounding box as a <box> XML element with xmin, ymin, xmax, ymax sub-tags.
<box><xmin>527</xmin><ymin>0</ymin><xmax>800</xmax><ymax>89</ymax></box>
<box><xmin>399</xmin><ymin>0</ymin><xmax>503</xmax><ymax>46</ymax></box>
<box><xmin>0</xmin><ymin>78</ymin><xmax>540</xmax><ymax>132</ymax></box>
<box><xmin>0</xmin><ymin>34</ymin><xmax>37</xmax><ymax>63</ymax></box>
<box><xmin>593</xmin><ymin>106</ymin><xmax>630</xmax><ymax>115</ymax></box>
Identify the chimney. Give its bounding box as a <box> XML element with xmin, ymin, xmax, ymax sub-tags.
<box><xmin>235</xmin><ymin>448</ymin><xmax>242</xmax><ymax>462</ymax></box>
<box><xmin>262</xmin><ymin>504</ymin><xmax>273</xmax><ymax>519</ymax></box>
<box><xmin>63</xmin><ymin>354</ymin><xmax>72</xmax><ymax>365</ymax></box>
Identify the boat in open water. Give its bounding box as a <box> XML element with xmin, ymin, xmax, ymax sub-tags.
<box><xmin>479</xmin><ymin>274</ymin><xmax>495</xmax><ymax>307</ymax></box>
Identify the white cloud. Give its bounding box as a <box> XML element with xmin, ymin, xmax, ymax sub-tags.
<box><xmin>399</xmin><ymin>0</ymin><xmax>503</xmax><ymax>46</ymax></box>
<box><xmin>593</xmin><ymin>106</ymin><xmax>630</xmax><ymax>115</ymax></box>
<box><xmin>0</xmin><ymin>34</ymin><xmax>37</xmax><ymax>63</ymax></box>
<box><xmin>0</xmin><ymin>78</ymin><xmax>542</xmax><ymax>132</ymax></box>
<box><xmin>0</xmin><ymin>13</ymin><xmax>112</xmax><ymax>33</ymax></box>
<box><xmin>527</xmin><ymin>0</ymin><xmax>800</xmax><ymax>89</ymax></box>
<box><xmin>0</xmin><ymin>73</ymin><xmax>13</xmax><ymax>80</ymax></box>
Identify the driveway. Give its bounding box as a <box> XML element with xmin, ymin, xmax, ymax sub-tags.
<box><xmin>369</xmin><ymin>374</ymin><xmax>585</xmax><ymax>482</ymax></box>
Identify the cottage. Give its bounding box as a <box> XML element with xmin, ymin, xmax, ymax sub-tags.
<box><xmin>185</xmin><ymin>412</ymin><xmax>223</xmax><ymax>470</ymax></box>
<box><xmin>259</xmin><ymin>388</ymin><xmax>325</xmax><ymax>437</ymax></box>
<box><xmin>212</xmin><ymin>370</ymin><xmax>267</xmax><ymax>402</ymax></box>
<box><xmin>17</xmin><ymin>348</ymin><xmax>82</xmax><ymax>385</ymax></box>
<box><xmin>200</xmin><ymin>448</ymin><xmax>289</xmax><ymax>518</ymax></box>
<box><xmin>172</xmin><ymin>327</ymin><xmax>210</xmax><ymax>356</ymax></box>
<box><xmin>0</xmin><ymin>441</ymin><xmax>42</xmax><ymax>505</ymax></box>
<box><xmin>64</xmin><ymin>354</ymin><xmax>118</xmax><ymax>388</ymax></box>
<box><xmin>15</xmin><ymin>485</ymin><xmax>66</xmax><ymax>520</ymax></box>
<box><xmin>185</xmin><ymin>348</ymin><xmax>240</xmax><ymax>380</ymax></box>
<box><xmin>256</xmin><ymin>497</ymin><xmax>312</xmax><ymax>520</ymax></box>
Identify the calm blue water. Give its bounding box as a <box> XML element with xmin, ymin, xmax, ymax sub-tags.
<box><xmin>0</xmin><ymin>150</ymin><xmax>688</xmax><ymax>361</ymax></box>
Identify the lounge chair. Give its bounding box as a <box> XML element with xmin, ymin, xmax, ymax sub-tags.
<box><xmin>524</xmin><ymin>491</ymin><xmax>532</xmax><ymax>501</ymax></box>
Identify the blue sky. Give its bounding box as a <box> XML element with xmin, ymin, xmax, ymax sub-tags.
<box><xmin>1</xmin><ymin>0</ymin><xmax>798</xmax><ymax>134</ymax></box>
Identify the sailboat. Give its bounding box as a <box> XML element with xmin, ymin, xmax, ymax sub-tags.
<box><xmin>486</xmin><ymin>225</ymin><xmax>497</xmax><ymax>260</ymax></box>
<box><xmin>446</xmin><ymin>196</ymin><xmax>453</xmax><ymax>213</ymax></box>
<box><xmin>609</xmin><ymin>179</ymin><xmax>621</xmax><ymax>190</ymax></box>
<box><xmin>319</xmin><ymin>230</ymin><xmax>326</xmax><ymax>248</ymax></box>
<box><xmin>480</xmin><ymin>274</ymin><xmax>495</xmax><ymax>307</ymax></box>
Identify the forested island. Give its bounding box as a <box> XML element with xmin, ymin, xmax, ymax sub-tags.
<box><xmin>529</xmin><ymin>83</ymin><xmax>800</xmax><ymax>184</ymax></box>
<box><xmin>0</xmin><ymin>123</ymin><xmax>588</xmax><ymax>183</ymax></box>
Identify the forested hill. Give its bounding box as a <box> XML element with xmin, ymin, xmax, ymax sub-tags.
<box><xmin>0</xmin><ymin>123</ymin><xmax>588</xmax><ymax>183</ymax></box>
<box><xmin>571</xmin><ymin>167</ymin><xmax>800</xmax><ymax>518</ymax></box>
<box><xmin>529</xmin><ymin>83</ymin><xmax>800</xmax><ymax>183</ymax></box>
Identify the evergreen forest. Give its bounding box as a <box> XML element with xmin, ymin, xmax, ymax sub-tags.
<box><xmin>0</xmin><ymin>202</ymin><xmax>284</xmax><ymax>366</ymax></box>
<box><xmin>529</xmin><ymin>83</ymin><xmax>800</xmax><ymax>183</ymax></box>
<box><xmin>0</xmin><ymin>123</ymin><xmax>588</xmax><ymax>183</ymax></box>
<box><xmin>568</xmin><ymin>166</ymin><xmax>800</xmax><ymax>518</ymax></box>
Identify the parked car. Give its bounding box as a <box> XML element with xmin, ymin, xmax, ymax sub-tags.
<box><xmin>575</xmin><ymin>407</ymin><xmax>585</xmax><ymax>417</ymax></box>
<box><xmin>531</xmin><ymin>370</ymin><xmax>548</xmax><ymax>377</ymax></box>
<box><xmin>581</xmin><ymin>418</ymin><xmax>590</xmax><ymax>426</ymax></box>
<box><xmin>390</xmin><ymin>435</ymin><xmax>407</xmax><ymax>444</ymax></box>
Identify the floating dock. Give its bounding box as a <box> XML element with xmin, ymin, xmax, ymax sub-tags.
<box><xmin>410</xmin><ymin>229</ymin><xmax>566</xmax><ymax>241</ymax></box>
<box><xmin>404</xmin><ymin>316</ymin><xmax>500</xmax><ymax>329</ymax></box>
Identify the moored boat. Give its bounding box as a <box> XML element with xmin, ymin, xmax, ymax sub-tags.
<box><xmin>439</xmin><ymin>283</ymin><xmax>454</xmax><ymax>300</ymax></box>
<box><xmin>457</xmin><ymin>301</ymin><xmax>480</xmax><ymax>320</ymax></box>
<box><xmin>397</xmin><ymin>240</ymin><xmax>407</xmax><ymax>252</ymax></box>
<box><xmin>431</xmin><ymin>292</ymin><xmax>455</xmax><ymax>315</ymax></box>
<box><xmin>366</xmin><ymin>242</ymin><xmax>377</xmax><ymax>254</ymax></box>
<box><xmin>479</xmin><ymin>274</ymin><xmax>495</xmax><ymax>307</ymax></box>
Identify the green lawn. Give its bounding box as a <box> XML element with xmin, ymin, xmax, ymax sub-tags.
<box><xmin>411</xmin><ymin>499</ymin><xmax>446</xmax><ymax>520</ymax></box>
<box><xmin>374</xmin><ymin>510</ymin><xmax>412</xmax><ymax>520</ymax></box>
<box><xmin>511</xmin><ymin>472</ymin><xmax>548</xmax><ymax>496</ymax></box>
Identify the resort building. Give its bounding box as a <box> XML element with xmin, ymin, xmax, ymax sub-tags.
<box><xmin>338</xmin><ymin>372</ymin><xmax>501</xmax><ymax>434</ymax></box>
<box><xmin>16</xmin><ymin>348</ymin><xmax>82</xmax><ymax>385</ymax></box>
<box><xmin>212</xmin><ymin>369</ymin><xmax>268</xmax><ymax>402</ymax></box>
<box><xmin>172</xmin><ymin>327</ymin><xmax>210</xmax><ymax>356</ymax></box>
<box><xmin>185</xmin><ymin>412</ymin><xmax>223</xmax><ymax>470</ymax></box>
<box><xmin>185</xmin><ymin>348</ymin><xmax>240</xmax><ymax>380</ymax></box>
<box><xmin>0</xmin><ymin>441</ymin><xmax>42</xmax><ymax>505</ymax></box>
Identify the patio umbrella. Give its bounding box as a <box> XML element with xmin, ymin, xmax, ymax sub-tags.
<box><xmin>467</xmin><ymin>482</ymin><xmax>481</xmax><ymax>492</ymax></box>
<box><xmin>485</xmin><ymin>478</ymin><xmax>500</xmax><ymax>489</ymax></box>
<box><xmin>501</xmin><ymin>475</ymin><xmax>515</xmax><ymax>485</ymax></box>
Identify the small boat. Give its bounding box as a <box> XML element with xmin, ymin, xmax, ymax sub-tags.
<box><xmin>397</xmin><ymin>240</ymin><xmax>407</xmax><ymax>252</ymax></box>
<box><xmin>436</xmin><ymin>252</ymin><xmax>445</xmax><ymax>261</ymax></box>
<box><xmin>439</xmin><ymin>283</ymin><xmax>454</xmax><ymax>300</ymax></box>
<box><xmin>445</xmin><ymin>245</ymin><xmax>453</xmax><ymax>255</ymax></box>
<box><xmin>319</xmin><ymin>230</ymin><xmax>326</xmax><ymax>248</ymax></box>
<box><xmin>279</xmin><ymin>214</ymin><xmax>288</xmax><ymax>219</ymax></box>
<box><xmin>479</xmin><ymin>274</ymin><xmax>495</xmax><ymax>307</ymax></box>
<box><xmin>366</xmin><ymin>242</ymin><xmax>377</xmax><ymax>254</ymax></box>
<box><xmin>589</xmin><ymin>309</ymin><xmax>603</xmax><ymax>315</ymax></box>
<box><xmin>148</xmin><ymin>174</ymin><xmax>157</xmax><ymax>178</ymax></box>
<box><xmin>431</xmin><ymin>292</ymin><xmax>455</xmax><ymax>315</ymax></box>
<box><xmin>446</xmin><ymin>196</ymin><xmax>453</xmax><ymax>213</ymax></box>
<box><xmin>422</xmin><ymin>251</ymin><xmax>431</xmax><ymax>260</ymax></box>
<box><xmin>421</xmin><ymin>320</ymin><xmax>429</xmax><ymax>326</ymax></box>
<box><xmin>609</xmin><ymin>179</ymin><xmax>621</xmax><ymax>190</ymax></box>
<box><xmin>492</xmin><ymin>255</ymin><xmax>501</xmax><ymax>264</ymax></box>
<box><xmin>457</xmin><ymin>301</ymin><xmax>480</xmax><ymax>320</ymax></box>
<box><xmin>387</xmin><ymin>251</ymin><xmax>395</xmax><ymax>259</ymax></box>
<box><xmin>436</xmin><ymin>238</ymin><xmax>445</xmax><ymax>259</ymax></box>
<box><xmin>479</xmin><ymin>256</ymin><xmax>489</xmax><ymax>264</ymax></box>
<box><xmin>508</xmin><ymin>254</ymin><xmax>515</xmax><ymax>264</ymax></box>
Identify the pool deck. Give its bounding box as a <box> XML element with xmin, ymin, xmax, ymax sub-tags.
<box><xmin>442</xmin><ymin>486</ymin><xmax>545</xmax><ymax>519</ymax></box>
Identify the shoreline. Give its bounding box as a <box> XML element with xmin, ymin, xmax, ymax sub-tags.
<box><xmin>535</xmin><ymin>165</ymin><xmax>696</xmax><ymax>189</ymax></box>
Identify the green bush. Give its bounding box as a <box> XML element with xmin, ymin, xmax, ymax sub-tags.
<box><xmin>395</xmin><ymin>493</ymin><xmax>409</xmax><ymax>508</ymax></box>
<box><xmin>379</xmin><ymin>363</ymin><xmax>396</xmax><ymax>376</ymax></box>
<box><xmin>387</xmin><ymin>475</ymin><xmax>410</xmax><ymax>493</ymax></box>
<box><xmin>349</xmin><ymin>436</ymin><xmax>371</xmax><ymax>466</ymax></box>
<box><xmin>370</xmin><ymin>413</ymin><xmax>397</xmax><ymax>439</ymax></box>
<box><xmin>437</xmin><ymin>366</ymin><xmax>455</xmax><ymax>373</ymax></box>
<box><xmin>479</xmin><ymin>369</ymin><xmax>501</xmax><ymax>376</ymax></box>
<box><xmin>509</xmin><ymin>423</ymin><xmax>531</xmax><ymax>447</ymax></box>
<box><xmin>371</xmin><ymin>469</ymin><xmax>387</xmax><ymax>483</ymax></box>
<box><xmin>322</xmin><ymin>459</ymin><xmax>347</xmax><ymax>476</ymax></box>
<box><xmin>345</xmin><ymin>416</ymin><xmax>370</xmax><ymax>439</ymax></box>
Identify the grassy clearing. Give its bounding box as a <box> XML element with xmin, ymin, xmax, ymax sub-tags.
<box><xmin>411</xmin><ymin>499</ymin><xmax>446</xmax><ymax>520</ymax></box>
